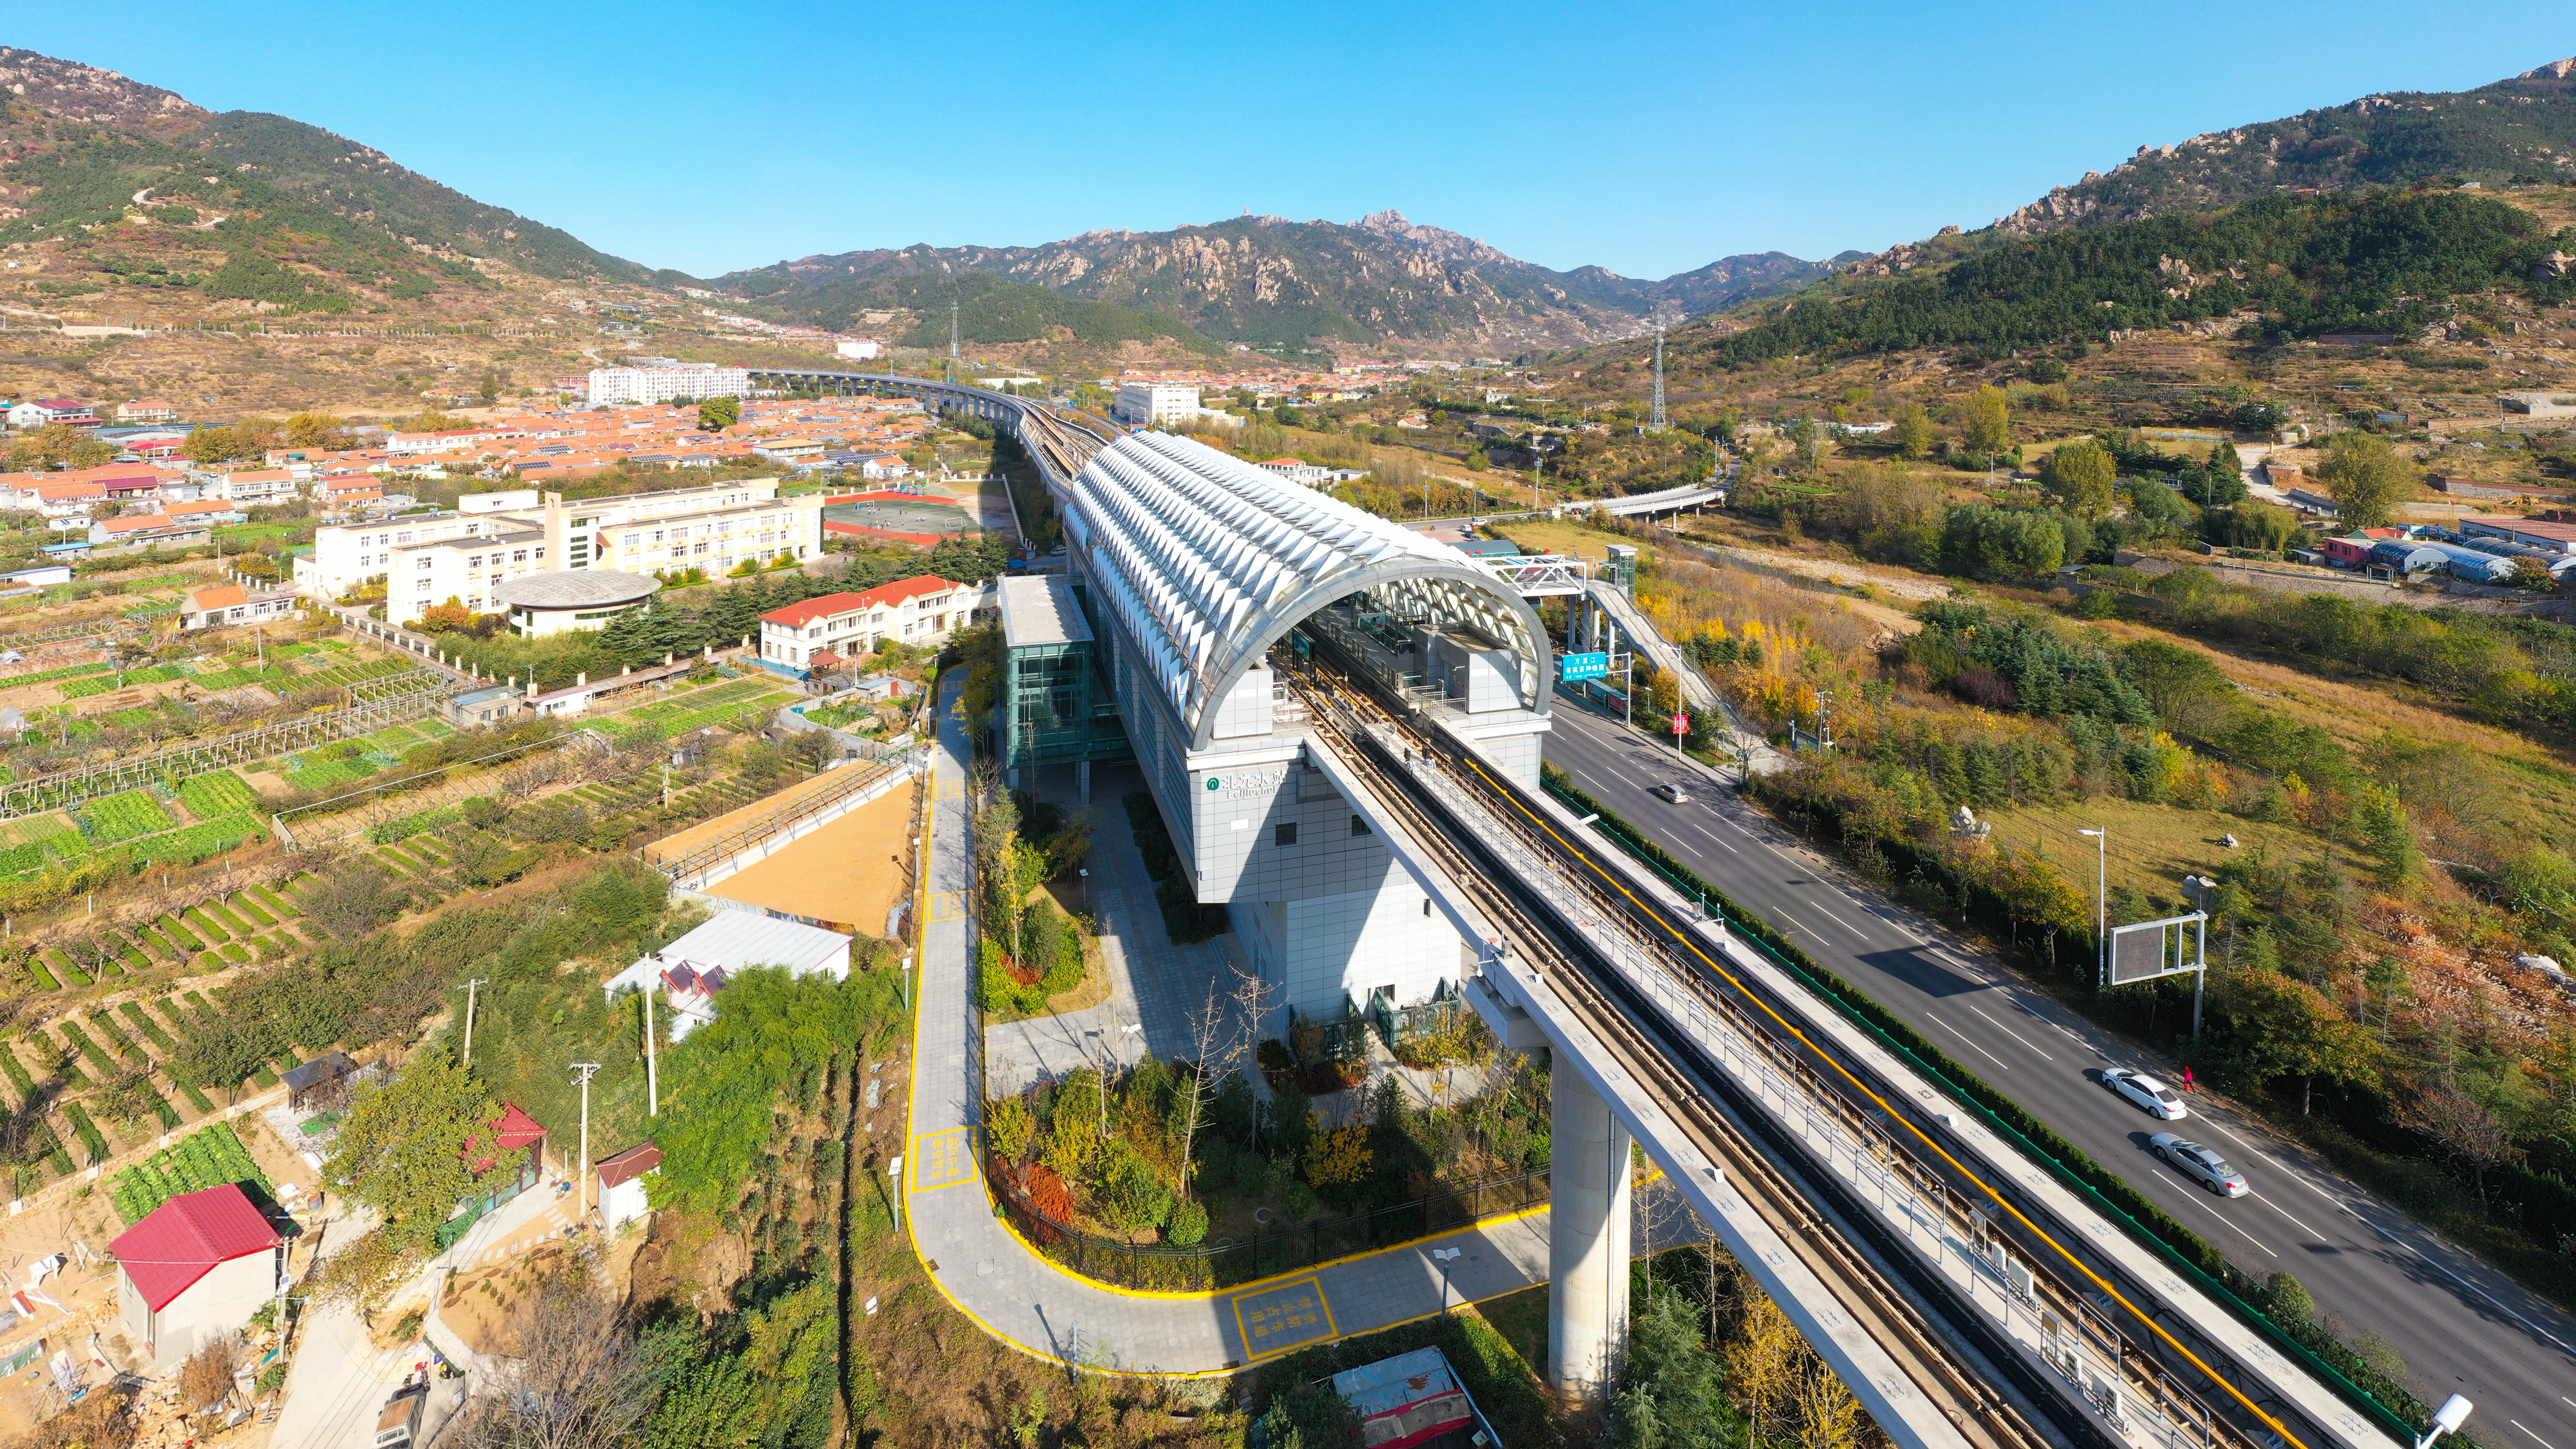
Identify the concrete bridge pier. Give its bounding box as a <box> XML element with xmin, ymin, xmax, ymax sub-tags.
<box><xmin>1548</xmin><ymin>1062</ymin><xmax>1632</xmax><ymax>1403</ymax></box>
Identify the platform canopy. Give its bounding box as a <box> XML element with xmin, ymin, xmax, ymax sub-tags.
<box><xmin>1065</xmin><ymin>432</ymin><xmax>1550</xmax><ymax>747</ymax></box>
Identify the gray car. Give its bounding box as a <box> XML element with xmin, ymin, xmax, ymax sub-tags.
<box><xmin>2149</xmin><ymin>1133</ymin><xmax>2248</xmax><ymax>1196</ymax></box>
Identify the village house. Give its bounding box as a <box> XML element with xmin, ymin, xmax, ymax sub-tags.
<box><xmin>111</xmin><ymin>1184</ymin><xmax>284</xmax><ymax>1363</ymax></box>
<box><xmin>755</xmin><ymin>575</ymin><xmax>984</xmax><ymax>678</ymax></box>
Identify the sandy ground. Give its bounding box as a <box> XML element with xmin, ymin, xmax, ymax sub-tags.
<box><xmin>705</xmin><ymin>784</ymin><xmax>916</xmax><ymax>935</ymax></box>
<box><xmin>639</xmin><ymin>765</ymin><xmax>881</xmax><ymax>865</ymax></box>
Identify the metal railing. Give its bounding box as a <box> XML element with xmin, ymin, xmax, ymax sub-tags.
<box><xmin>1</xmin><ymin>670</ymin><xmax>448</xmax><ymax>816</ymax></box>
<box><xmin>648</xmin><ymin>747</ymin><xmax>921</xmax><ymax>885</ymax></box>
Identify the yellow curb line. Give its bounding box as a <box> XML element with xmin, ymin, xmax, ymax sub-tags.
<box><xmin>895</xmin><ymin>689</ymin><xmax>1550</xmax><ymax>1375</ymax></box>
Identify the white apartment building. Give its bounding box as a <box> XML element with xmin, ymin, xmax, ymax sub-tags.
<box><xmin>755</xmin><ymin>575</ymin><xmax>991</xmax><ymax>677</ymax></box>
<box><xmin>294</xmin><ymin>478</ymin><xmax>824</xmax><ymax>625</ymax></box>
<box><xmin>191</xmin><ymin>468</ymin><xmax>301</xmax><ymax>506</ymax></box>
<box><xmin>585</xmin><ymin>366</ymin><xmax>751</xmax><ymax>407</ymax></box>
<box><xmin>1113</xmin><ymin>383</ymin><xmax>1200</xmax><ymax>428</ymax></box>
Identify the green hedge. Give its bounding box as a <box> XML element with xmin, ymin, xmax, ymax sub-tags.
<box><xmin>1537</xmin><ymin>768</ymin><xmax>2442</xmax><ymax>1445</ymax></box>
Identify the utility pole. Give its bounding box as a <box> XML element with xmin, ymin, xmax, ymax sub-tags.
<box><xmin>948</xmin><ymin>302</ymin><xmax>960</xmax><ymax>380</ymax></box>
<box><xmin>2079</xmin><ymin>829</ymin><xmax>2108</xmax><ymax>993</ymax></box>
<box><xmin>461</xmin><ymin>978</ymin><xmax>488</xmax><ymax>1065</ymax></box>
<box><xmin>1650</xmin><ymin>321</ymin><xmax>1668</xmax><ymax>431</ymax></box>
<box><xmin>641</xmin><ymin>989</ymin><xmax>658</xmax><ymax>1116</ymax></box>
<box><xmin>570</xmin><ymin>1063</ymin><xmax>602</xmax><ymax>1222</ymax></box>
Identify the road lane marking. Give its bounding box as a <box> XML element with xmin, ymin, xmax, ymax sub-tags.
<box><xmin>1805</xmin><ymin>899</ymin><xmax>1872</xmax><ymax>939</ymax></box>
<box><xmin>2247</xmin><ymin>1191</ymin><xmax>2324</xmax><ymax>1241</ymax></box>
<box><xmin>2156</xmin><ymin>1169</ymin><xmax>2278</xmax><ymax>1257</ymax></box>
<box><xmin>2511</xmin><ymin>1421</ymin><xmax>2559</xmax><ymax>1449</ymax></box>
<box><xmin>1963</xmin><ymin>1004</ymin><xmax>2054</xmax><ymax>1061</ymax></box>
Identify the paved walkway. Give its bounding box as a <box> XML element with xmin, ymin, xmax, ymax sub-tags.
<box><xmin>985</xmin><ymin>761</ymin><xmax>1252</xmax><ymax>1097</ymax></box>
<box><xmin>904</xmin><ymin>676</ymin><xmax>1703</xmax><ymax>1372</ymax></box>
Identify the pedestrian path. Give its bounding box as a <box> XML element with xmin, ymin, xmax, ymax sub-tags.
<box><xmin>904</xmin><ymin>675</ymin><xmax>1577</xmax><ymax>1372</ymax></box>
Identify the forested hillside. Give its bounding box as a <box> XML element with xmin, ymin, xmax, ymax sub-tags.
<box><xmin>1700</xmin><ymin>190</ymin><xmax>2574</xmax><ymax>366</ymax></box>
<box><xmin>1995</xmin><ymin>57</ymin><xmax>2576</xmax><ymax>238</ymax></box>
<box><xmin>0</xmin><ymin>46</ymin><xmax>653</xmax><ymax>297</ymax></box>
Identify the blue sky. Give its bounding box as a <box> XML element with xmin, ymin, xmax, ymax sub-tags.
<box><xmin>11</xmin><ymin>2</ymin><xmax>2574</xmax><ymax>279</ymax></box>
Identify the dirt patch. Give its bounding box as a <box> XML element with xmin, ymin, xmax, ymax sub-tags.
<box><xmin>702</xmin><ymin>781</ymin><xmax>918</xmax><ymax>934</ymax></box>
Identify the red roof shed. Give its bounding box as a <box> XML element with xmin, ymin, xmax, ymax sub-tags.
<box><xmin>111</xmin><ymin>1184</ymin><xmax>281</xmax><ymax>1312</ymax></box>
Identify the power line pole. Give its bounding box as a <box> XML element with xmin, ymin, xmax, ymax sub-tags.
<box><xmin>948</xmin><ymin>302</ymin><xmax>960</xmax><ymax>380</ymax></box>
<box><xmin>641</xmin><ymin>990</ymin><xmax>658</xmax><ymax>1117</ymax></box>
<box><xmin>570</xmin><ymin>1062</ymin><xmax>602</xmax><ymax>1222</ymax></box>
<box><xmin>1650</xmin><ymin>321</ymin><xmax>1668</xmax><ymax>431</ymax></box>
<box><xmin>461</xmin><ymin>978</ymin><xmax>489</xmax><ymax>1066</ymax></box>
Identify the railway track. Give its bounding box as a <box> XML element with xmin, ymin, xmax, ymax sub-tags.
<box><xmin>1284</xmin><ymin>654</ymin><xmax>2070</xmax><ymax>1449</ymax></box>
<box><xmin>1283</xmin><ymin>645</ymin><xmax>2341</xmax><ymax>1449</ymax></box>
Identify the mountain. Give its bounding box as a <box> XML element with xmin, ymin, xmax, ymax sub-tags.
<box><xmin>717</xmin><ymin>212</ymin><xmax>1832</xmax><ymax>354</ymax></box>
<box><xmin>1701</xmin><ymin>188</ymin><xmax>2572</xmax><ymax>368</ymax></box>
<box><xmin>1987</xmin><ymin>55</ymin><xmax>2576</xmax><ymax>239</ymax></box>
<box><xmin>0</xmin><ymin>47</ymin><xmax>655</xmax><ymax>298</ymax></box>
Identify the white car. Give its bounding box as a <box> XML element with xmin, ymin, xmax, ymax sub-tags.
<box><xmin>1649</xmin><ymin>782</ymin><xmax>1691</xmax><ymax>804</ymax></box>
<box><xmin>2101</xmin><ymin>1067</ymin><xmax>2188</xmax><ymax>1120</ymax></box>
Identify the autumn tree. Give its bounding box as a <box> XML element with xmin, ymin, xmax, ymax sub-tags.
<box><xmin>2215</xmin><ymin>968</ymin><xmax>2378</xmax><ymax>1115</ymax></box>
<box><xmin>2041</xmin><ymin>439</ymin><xmax>2117</xmax><ymax>519</ymax></box>
<box><xmin>1893</xmin><ymin>402</ymin><xmax>1937</xmax><ymax>460</ymax></box>
<box><xmin>2317</xmin><ymin>431</ymin><xmax>2415</xmax><ymax>530</ymax></box>
<box><xmin>323</xmin><ymin>1052</ymin><xmax>496</xmax><ymax>1249</ymax></box>
<box><xmin>1959</xmin><ymin>384</ymin><xmax>2012</xmax><ymax>455</ymax></box>
<box><xmin>280</xmin><ymin>412</ymin><xmax>338</xmax><ymax>448</ymax></box>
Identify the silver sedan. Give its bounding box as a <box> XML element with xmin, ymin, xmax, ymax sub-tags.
<box><xmin>2149</xmin><ymin>1133</ymin><xmax>2248</xmax><ymax>1196</ymax></box>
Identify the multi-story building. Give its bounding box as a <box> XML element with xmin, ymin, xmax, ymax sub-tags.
<box><xmin>118</xmin><ymin>400</ymin><xmax>180</xmax><ymax>424</ymax></box>
<box><xmin>756</xmin><ymin>575</ymin><xmax>988</xmax><ymax>677</ymax></box>
<box><xmin>585</xmin><ymin>366</ymin><xmax>751</xmax><ymax>407</ymax></box>
<box><xmin>293</xmin><ymin>478</ymin><xmax>824</xmax><ymax>625</ymax></box>
<box><xmin>7</xmin><ymin>399</ymin><xmax>96</xmax><ymax>430</ymax></box>
<box><xmin>1113</xmin><ymin>383</ymin><xmax>1199</xmax><ymax>428</ymax></box>
<box><xmin>192</xmin><ymin>467</ymin><xmax>301</xmax><ymax>506</ymax></box>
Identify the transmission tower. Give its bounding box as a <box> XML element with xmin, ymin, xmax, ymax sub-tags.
<box><xmin>1649</xmin><ymin>321</ymin><xmax>1668</xmax><ymax>430</ymax></box>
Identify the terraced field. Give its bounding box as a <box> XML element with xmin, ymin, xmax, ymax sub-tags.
<box><xmin>0</xmin><ymin>875</ymin><xmax>319</xmax><ymax>1182</ymax></box>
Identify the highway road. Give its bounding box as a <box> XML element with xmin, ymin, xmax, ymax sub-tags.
<box><xmin>1542</xmin><ymin>698</ymin><xmax>2576</xmax><ymax>1449</ymax></box>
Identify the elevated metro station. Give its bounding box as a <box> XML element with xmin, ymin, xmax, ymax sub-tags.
<box><xmin>1005</xmin><ymin>429</ymin><xmax>1555</xmax><ymax>1028</ymax></box>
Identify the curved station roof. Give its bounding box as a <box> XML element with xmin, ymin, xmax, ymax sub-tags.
<box><xmin>1065</xmin><ymin>432</ymin><xmax>1549</xmax><ymax>747</ymax></box>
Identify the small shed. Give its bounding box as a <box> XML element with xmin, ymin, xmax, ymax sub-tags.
<box><xmin>112</xmin><ymin>1185</ymin><xmax>284</xmax><ymax>1362</ymax></box>
<box><xmin>282</xmin><ymin>1051</ymin><xmax>358</xmax><ymax>1111</ymax></box>
<box><xmin>601</xmin><ymin>913</ymin><xmax>852</xmax><ymax>1043</ymax></box>
<box><xmin>593</xmin><ymin>1142</ymin><xmax>662</xmax><ymax>1229</ymax></box>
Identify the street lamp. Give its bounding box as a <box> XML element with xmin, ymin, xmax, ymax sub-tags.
<box><xmin>2078</xmin><ymin>828</ymin><xmax>2107</xmax><ymax>990</ymax></box>
<box><xmin>2416</xmin><ymin>1395</ymin><xmax>2474</xmax><ymax>1449</ymax></box>
<box><xmin>1428</xmin><ymin>1245</ymin><xmax>1462</xmax><ymax>1320</ymax></box>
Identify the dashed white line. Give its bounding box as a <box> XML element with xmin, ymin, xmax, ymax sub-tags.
<box><xmin>2247</xmin><ymin>1191</ymin><xmax>2324</xmax><ymax>1241</ymax></box>
<box><xmin>1963</xmin><ymin>1003</ymin><xmax>2054</xmax><ymax>1061</ymax></box>
<box><xmin>2156</xmin><ymin>1168</ymin><xmax>2278</xmax><ymax>1257</ymax></box>
<box><xmin>1805</xmin><ymin>899</ymin><xmax>1871</xmax><ymax>938</ymax></box>
<box><xmin>2511</xmin><ymin>1420</ymin><xmax>2560</xmax><ymax>1449</ymax></box>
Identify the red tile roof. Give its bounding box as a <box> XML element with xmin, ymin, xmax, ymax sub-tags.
<box><xmin>111</xmin><ymin>1184</ymin><xmax>280</xmax><ymax>1311</ymax></box>
<box><xmin>492</xmin><ymin>1102</ymin><xmax>547</xmax><ymax>1150</ymax></box>
<box><xmin>760</xmin><ymin>591</ymin><xmax>870</xmax><ymax>628</ymax></box>
<box><xmin>595</xmin><ymin>1142</ymin><xmax>662</xmax><ymax>1188</ymax></box>
<box><xmin>190</xmin><ymin>585</ymin><xmax>248</xmax><ymax>611</ymax></box>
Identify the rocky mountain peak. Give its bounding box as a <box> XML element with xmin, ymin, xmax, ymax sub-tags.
<box><xmin>0</xmin><ymin>47</ymin><xmax>206</xmax><ymax>137</ymax></box>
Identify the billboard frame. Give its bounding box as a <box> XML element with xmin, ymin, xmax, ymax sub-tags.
<box><xmin>2106</xmin><ymin>911</ymin><xmax>2208</xmax><ymax>1039</ymax></box>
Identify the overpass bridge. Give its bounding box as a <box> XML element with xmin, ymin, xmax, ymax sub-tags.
<box><xmin>755</xmin><ymin>369</ymin><xmax>2411</xmax><ymax>1449</ymax></box>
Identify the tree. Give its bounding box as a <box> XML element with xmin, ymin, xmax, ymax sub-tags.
<box><xmin>418</xmin><ymin>597</ymin><xmax>475</xmax><ymax>633</ymax></box>
<box><xmin>1893</xmin><ymin>402</ymin><xmax>1937</xmax><ymax>460</ymax></box>
<box><xmin>303</xmin><ymin>860</ymin><xmax>407</xmax><ymax>942</ymax></box>
<box><xmin>1254</xmin><ymin>1383</ymin><xmax>1361</xmax><ymax>1449</ymax></box>
<box><xmin>450</xmin><ymin>1265</ymin><xmax>659</xmax><ymax>1449</ymax></box>
<box><xmin>2041</xmin><ymin>440</ymin><xmax>2117</xmax><ymax>519</ymax></box>
<box><xmin>1960</xmin><ymin>385</ymin><xmax>2012</xmax><ymax>455</ymax></box>
<box><xmin>283</xmin><ymin>411</ymin><xmax>343</xmax><ymax>449</ymax></box>
<box><xmin>477</xmin><ymin>370</ymin><xmax>504</xmax><ymax>406</ymax></box>
<box><xmin>307</xmin><ymin>1226</ymin><xmax>426</xmax><ymax>1316</ymax></box>
<box><xmin>2216</xmin><ymin>968</ymin><xmax>2378</xmax><ymax>1115</ymax></box>
<box><xmin>323</xmin><ymin>1053</ymin><xmax>496</xmax><ymax>1249</ymax></box>
<box><xmin>398</xmin><ymin>408</ymin><xmax>472</xmax><ymax>433</ymax></box>
<box><xmin>1939</xmin><ymin>504</ymin><xmax>2064</xmax><ymax>581</ymax></box>
<box><xmin>1608</xmin><ymin>1292</ymin><xmax>1735</xmax><ymax>1449</ymax></box>
<box><xmin>2511</xmin><ymin>556</ymin><xmax>2560</xmax><ymax>592</ymax></box>
<box><xmin>2400</xmin><ymin>1079</ymin><xmax>2518</xmax><ymax>1211</ymax></box>
<box><xmin>1648</xmin><ymin>668</ymin><xmax>1682</xmax><ymax>717</ymax></box>
<box><xmin>2316</xmin><ymin>431</ymin><xmax>2415</xmax><ymax>530</ymax></box>
<box><xmin>697</xmin><ymin>397</ymin><xmax>741</xmax><ymax>433</ymax></box>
